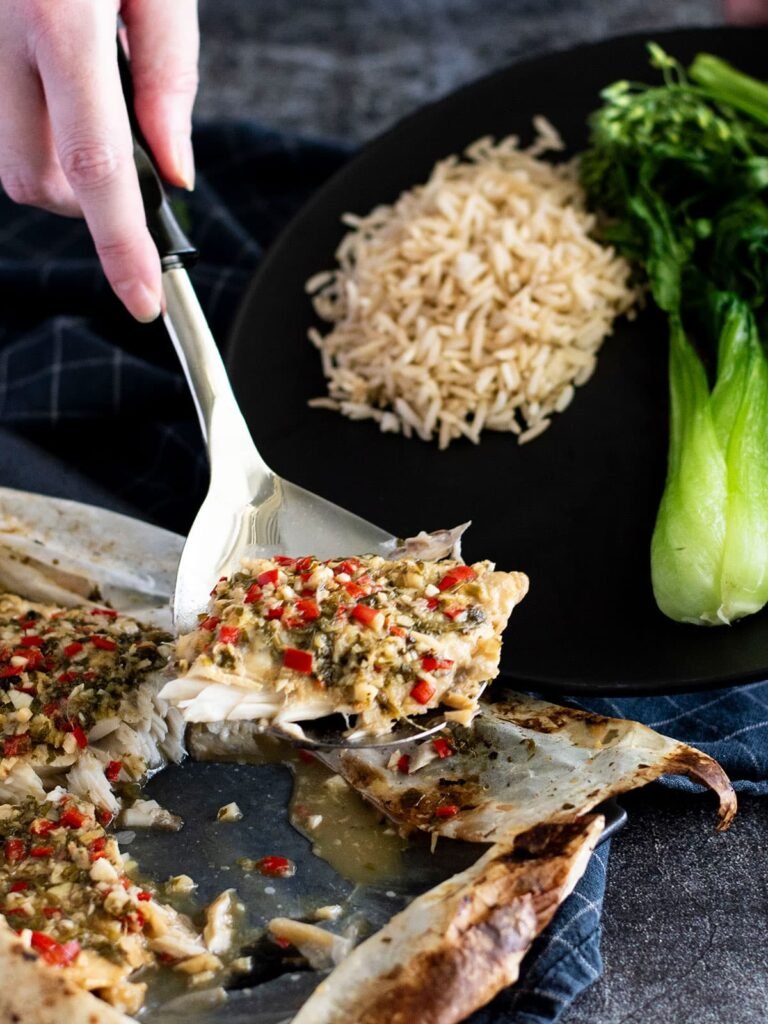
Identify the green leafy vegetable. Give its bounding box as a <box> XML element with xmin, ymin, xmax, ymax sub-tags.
<box><xmin>581</xmin><ymin>45</ymin><xmax>768</xmax><ymax>624</ymax></box>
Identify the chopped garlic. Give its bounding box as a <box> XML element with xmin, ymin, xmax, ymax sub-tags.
<box><xmin>166</xmin><ymin>874</ymin><xmax>198</xmax><ymax>895</ymax></box>
<box><xmin>204</xmin><ymin>889</ymin><xmax>238</xmax><ymax>955</ymax></box>
<box><xmin>216</xmin><ymin>802</ymin><xmax>243</xmax><ymax>823</ymax></box>
<box><xmin>174</xmin><ymin>952</ymin><xmax>224</xmax><ymax>975</ymax></box>
<box><xmin>90</xmin><ymin>857</ymin><xmax>119</xmax><ymax>883</ymax></box>
<box><xmin>230</xmin><ymin>956</ymin><xmax>253</xmax><ymax>974</ymax></box>
<box><xmin>313</xmin><ymin>905</ymin><xmax>342</xmax><ymax>922</ymax></box>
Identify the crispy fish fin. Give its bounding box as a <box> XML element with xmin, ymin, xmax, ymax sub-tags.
<box><xmin>390</xmin><ymin>524</ymin><xmax>471</xmax><ymax>561</ymax></box>
<box><xmin>293</xmin><ymin>815</ymin><xmax>604</xmax><ymax>1024</ymax></box>
<box><xmin>661</xmin><ymin>747</ymin><xmax>737</xmax><ymax>831</ymax></box>
<box><xmin>320</xmin><ymin>696</ymin><xmax>736</xmax><ymax>840</ymax></box>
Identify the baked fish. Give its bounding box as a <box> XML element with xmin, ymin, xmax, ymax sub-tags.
<box><xmin>0</xmin><ymin>594</ymin><xmax>184</xmax><ymax>815</ymax></box>
<box><xmin>0</xmin><ymin>792</ymin><xmax>211</xmax><ymax>1016</ymax></box>
<box><xmin>162</xmin><ymin>555</ymin><xmax>528</xmax><ymax>735</ymax></box>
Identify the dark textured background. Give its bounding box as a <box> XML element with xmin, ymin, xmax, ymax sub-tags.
<box><xmin>194</xmin><ymin>3</ymin><xmax>766</xmax><ymax>1021</ymax></box>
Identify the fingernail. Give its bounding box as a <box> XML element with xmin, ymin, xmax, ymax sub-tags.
<box><xmin>114</xmin><ymin>279</ymin><xmax>162</xmax><ymax>323</ymax></box>
<box><xmin>174</xmin><ymin>134</ymin><xmax>195</xmax><ymax>191</ymax></box>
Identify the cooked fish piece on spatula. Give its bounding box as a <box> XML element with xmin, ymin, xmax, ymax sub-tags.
<box><xmin>161</xmin><ymin>554</ymin><xmax>528</xmax><ymax>737</ymax></box>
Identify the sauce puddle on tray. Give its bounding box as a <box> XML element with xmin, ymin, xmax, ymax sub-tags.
<box><xmin>225</xmin><ymin>733</ymin><xmax>408</xmax><ymax>885</ymax></box>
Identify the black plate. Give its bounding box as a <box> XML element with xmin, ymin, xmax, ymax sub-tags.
<box><xmin>227</xmin><ymin>26</ymin><xmax>768</xmax><ymax>697</ymax></box>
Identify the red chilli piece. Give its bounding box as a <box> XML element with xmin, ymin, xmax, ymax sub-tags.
<box><xmin>437</xmin><ymin>565</ymin><xmax>477</xmax><ymax>592</ymax></box>
<box><xmin>63</xmin><ymin>642</ymin><xmax>84</xmax><ymax>658</ymax></box>
<box><xmin>442</xmin><ymin>605</ymin><xmax>465</xmax><ymax>621</ymax></box>
<box><xmin>256</xmin><ymin>855</ymin><xmax>296</xmax><ymax>878</ymax></box>
<box><xmin>19</xmin><ymin>636</ymin><xmax>43</xmax><ymax>649</ymax></box>
<box><xmin>29</xmin><ymin>818</ymin><xmax>57</xmax><ymax>837</ymax></box>
<box><xmin>14</xmin><ymin>649</ymin><xmax>43</xmax><ymax>670</ymax></box>
<box><xmin>0</xmin><ymin>666</ymin><xmax>21</xmax><ymax>680</ymax></box>
<box><xmin>200</xmin><ymin>616</ymin><xmax>220</xmax><ymax>632</ymax></box>
<box><xmin>218</xmin><ymin>626</ymin><xmax>241</xmax><ymax>646</ymax></box>
<box><xmin>70</xmin><ymin>724</ymin><xmax>88</xmax><ymax>749</ymax></box>
<box><xmin>297</xmin><ymin>749</ymin><xmax>315</xmax><ymax>764</ymax></box>
<box><xmin>257</xmin><ymin>568</ymin><xmax>279</xmax><ymax>587</ymax></box>
<box><xmin>3</xmin><ymin>734</ymin><xmax>31</xmax><ymax>759</ymax></box>
<box><xmin>334</xmin><ymin>558</ymin><xmax>362</xmax><ymax>577</ymax></box>
<box><xmin>90</xmin><ymin>636</ymin><xmax>117</xmax><ymax>652</ymax></box>
<box><xmin>105</xmin><ymin>760</ymin><xmax>122</xmax><ymax>783</ymax></box>
<box><xmin>274</xmin><ymin>555</ymin><xmax>297</xmax><ymax>567</ymax></box>
<box><xmin>92</xmin><ymin>608</ymin><xmax>118</xmax><ymax>619</ymax></box>
<box><xmin>30</xmin><ymin>932</ymin><xmax>80</xmax><ymax>967</ymax></box>
<box><xmin>244</xmin><ymin>583</ymin><xmax>263</xmax><ymax>605</ymax></box>
<box><xmin>434</xmin><ymin>804</ymin><xmax>460</xmax><ymax>819</ymax></box>
<box><xmin>9</xmin><ymin>881</ymin><xmax>29</xmax><ymax>893</ymax></box>
<box><xmin>295</xmin><ymin>598</ymin><xmax>320</xmax><ymax>622</ymax></box>
<box><xmin>3</xmin><ymin>838</ymin><xmax>25</xmax><ymax>863</ymax></box>
<box><xmin>96</xmin><ymin>808</ymin><xmax>113</xmax><ymax>827</ymax></box>
<box><xmin>89</xmin><ymin>836</ymin><xmax>107</xmax><ymax>861</ymax></box>
<box><xmin>420</xmin><ymin>656</ymin><xmax>454</xmax><ymax>672</ymax></box>
<box><xmin>351</xmin><ymin>603</ymin><xmax>380</xmax><ymax>628</ymax></box>
<box><xmin>282</xmin><ymin>647</ymin><xmax>313</xmax><ymax>674</ymax></box>
<box><xmin>389</xmin><ymin>625</ymin><xmax>407</xmax><ymax>638</ymax></box>
<box><xmin>265</xmin><ymin>605</ymin><xmax>285</xmax><ymax>621</ymax></box>
<box><xmin>59</xmin><ymin>806</ymin><xmax>88</xmax><ymax>829</ymax></box>
<box><xmin>396</xmin><ymin>754</ymin><xmax>411</xmax><ymax>774</ymax></box>
<box><xmin>42</xmin><ymin>907</ymin><xmax>61</xmax><ymax>919</ymax></box>
<box><xmin>137</xmin><ymin>890</ymin><xmax>152</xmax><ymax>902</ymax></box>
<box><xmin>432</xmin><ymin>737</ymin><xmax>454</xmax><ymax>759</ymax></box>
<box><xmin>410</xmin><ymin>679</ymin><xmax>436</xmax><ymax>705</ymax></box>
<box><xmin>29</xmin><ymin>846</ymin><xmax>54</xmax><ymax>858</ymax></box>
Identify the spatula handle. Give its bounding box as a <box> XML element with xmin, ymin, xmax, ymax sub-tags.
<box><xmin>116</xmin><ymin>36</ymin><xmax>198</xmax><ymax>270</ymax></box>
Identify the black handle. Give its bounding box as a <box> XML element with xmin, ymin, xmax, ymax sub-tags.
<box><xmin>116</xmin><ymin>37</ymin><xmax>198</xmax><ymax>270</ymax></box>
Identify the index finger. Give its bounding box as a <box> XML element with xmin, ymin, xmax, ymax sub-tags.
<box><xmin>34</xmin><ymin>2</ymin><xmax>162</xmax><ymax>322</ymax></box>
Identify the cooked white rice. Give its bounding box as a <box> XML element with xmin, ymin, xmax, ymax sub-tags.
<box><xmin>306</xmin><ymin>118</ymin><xmax>637</xmax><ymax>448</ymax></box>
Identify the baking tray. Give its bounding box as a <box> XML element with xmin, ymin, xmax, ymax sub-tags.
<box><xmin>0</xmin><ymin>486</ymin><xmax>625</xmax><ymax>1023</ymax></box>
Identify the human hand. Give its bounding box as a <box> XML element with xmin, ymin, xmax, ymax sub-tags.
<box><xmin>0</xmin><ymin>0</ymin><xmax>199</xmax><ymax>322</ymax></box>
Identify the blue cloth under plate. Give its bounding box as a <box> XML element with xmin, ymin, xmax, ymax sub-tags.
<box><xmin>0</xmin><ymin>122</ymin><xmax>765</xmax><ymax>1024</ymax></box>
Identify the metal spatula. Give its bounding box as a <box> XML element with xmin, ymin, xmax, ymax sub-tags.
<box><xmin>118</xmin><ymin>43</ymin><xmax>446</xmax><ymax>750</ymax></box>
<box><xmin>117</xmin><ymin>42</ymin><xmax>394</xmax><ymax>629</ymax></box>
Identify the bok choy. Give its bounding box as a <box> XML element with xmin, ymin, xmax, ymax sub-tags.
<box><xmin>581</xmin><ymin>46</ymin><xmax>768</xmax><ymax>624</ymax></box>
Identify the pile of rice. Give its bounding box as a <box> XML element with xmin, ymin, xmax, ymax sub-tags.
<box><xmin>306</xmin><ymin>118</ymin><xmax>637</xmax><ymax>448</ymax></box>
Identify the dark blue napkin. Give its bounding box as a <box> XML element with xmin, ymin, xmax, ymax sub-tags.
<box><xmin>0</xmin><ymin>122</ymin><xmax>765</xmax><ymax>1024</ymax></box>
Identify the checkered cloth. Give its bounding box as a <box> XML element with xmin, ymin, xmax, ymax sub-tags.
<box><xmin>0</xmin><ymin>122</ymin><xmax>766</xmax><ymax>1024</ymax></box>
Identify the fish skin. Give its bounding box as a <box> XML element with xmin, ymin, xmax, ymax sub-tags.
<box><xmin>291</xmin><ymin>815</ymin><xmax>604</xmax><ymax>1024</ymax></box>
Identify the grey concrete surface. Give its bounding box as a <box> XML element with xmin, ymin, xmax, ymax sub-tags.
<box><xmin>194</xmin><ymin>2</ymin><xmax>766</xmax><ymax>1021</ymax></box>
<box><xmin>564</xmin><ymin>790</ymin><xmax>768</xmax><ymax>1023</ymax></box>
